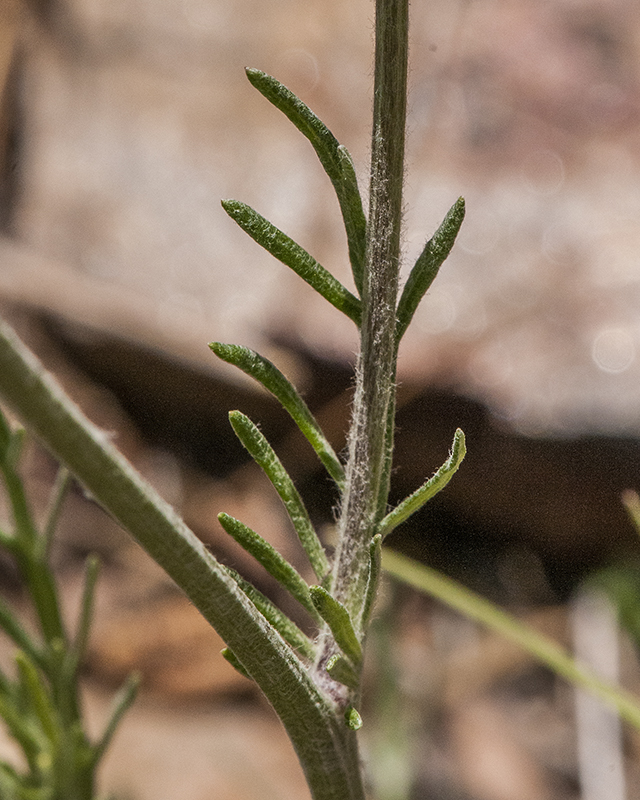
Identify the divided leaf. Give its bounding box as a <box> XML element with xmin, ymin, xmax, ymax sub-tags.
<box><xmin>0</xmin><ymin>406</ymin><xmax>10</xmax><ymax>462</ymax></box>
<box><xmin>218</xmin><ymin>513</ymin><xmax>321</xmax><ymax>623</ymax></box>
<box><xmin>222</xmin><ymin>200</ymin><xmax>362</xmax><ymax>326</ymax></box>
<box><xmin>225</xmin><ymin>566</ymin><xmax>315</xmax><ymax>659</ymax></box>
<box><xmin>221</xmin><ymin>648</ymin><xmax>252</xmax><ymax>680</ymax></box>
<box><xmin>0</xmin><ymin>601</ymin><xmax>44</xmax><ymax>669</ymax></box>
<box><xmin>92</xmin><ymin>673</ymin><xmax>140</xmax><ymax>767</ymax></box>
<box><xmin>377</xmin><ymin>428</ymin><xmax>466</xmax><ymax>539</ymax></box>
<box><xmin>209</xmin><ymin>343</ymin><xmax>345</xmax><ymax>489</ymax></box>
<box><xmin>325</xmin><ymin>654</ymin><xmax>359</xmax><ymax>690</ymax></box>
<box><xmin>245</xmin><ymin>68</ymin><xmax>367</xmax><ymax>292</ymax></box>
<box><xmin>15</xmin><ymin>653</ymin><xmax>58</xmax><ymax>746</ymax></box>
<box><xmin>228</xmin><ymin>410</ymin><xmax>330</xmax><ymax>580</ymax></box>
<box><xmin>362</xmin><ymin>534</ymin><xmax>382</xmax><ymax>628</ymax></box>
<box><xmin>309</xmin><ymin>586</ymin><xmax>362</xmax><ymax>667</ymax></box>
<box><xmin>68</xmin><ymin>555</ymin><xmax>100</xmax><ymax>674</ymax></box>
<box><xmin>396</xmin><ymin>197</ymin><xmax>466</xmax><ymax>343</ymax></box>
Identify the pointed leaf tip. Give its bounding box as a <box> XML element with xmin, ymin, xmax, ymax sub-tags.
<box><xmin>396</xmin><ymin>197</ymin><xmax>466</xmax><ymax>342</ymax></box>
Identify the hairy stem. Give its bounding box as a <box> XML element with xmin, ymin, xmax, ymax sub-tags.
<box><xmin>332</xmin><ymin>0</ymin><xmax>409</xmax><ymax>624</ymax></box>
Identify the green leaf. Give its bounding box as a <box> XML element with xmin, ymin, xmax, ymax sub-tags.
<box><xmin>0</xmin><ymin>601</ymin><xmax>45</xmax><ymax>669</ymax></box>
<box><xmin>224</xmin><ymin>566</ymin><xmax>315</xmax><ymax>659</ymax></box>
<box><xmin>92</xmin><ymin>673</ymin><xmax>140</xmax><ymax>766</ymax></box>
<box><xmin>4</xmin><ymin>427</ymin><xmax>25</xmax><ymax>472</ymax></box>
<box><xmin>228</xmin><ymin>410</ymin><xmax>330</xmax><ymax>580</ymax></box>
<box><xmin>221</xmin><ymin>648</ymin><xmax>252</xmax><ymax>681</ymax></box>
<box><xmin>0</xmin><ymin>405</ymin><xmax>11</xmax><ymax>462</ymax></box>
<box><xmin>15</xmin><ymin>653</ymin><xmax>58</xmax><ymax>746</ymax></box>
<box><xmin>68</xmin><ymin>555</ymin><xmax>100</xmax><ymax>673</ymax></box>
<box><xmin>309</xmin><ymin>586</ymin><xmax>362</xmax><ymax>667</ymax></box>
<box><xmin>218</xmin><ymin>513</ymin><xmax>321</xmax><ymax>623</ymax></box>
<box><xmin>0</xmin><ymin>314</ymin><xmax>363</xmax><ymax>800</ymax></box>
<box><xmin>222</xmin><ymin>200</ymin><xmax>362</xmax><ymax>326</ymax></box>
<box><xmin>396</xmin><ymin>197</ymin><xmax>465</xmax><ymax>343</ymax></box>
<box><xmin>0</xmin><ymin>688</ymin><xmax>47</xmax><ymax>772</ymax></box>
<box><xmin>622</xmin><ymin>489</ymin><xmax>640</xmax><ymax>534</ymax></box>
<box><xmin>245</xmin><ymin>68</ymin><xmax>367</xmax><ymax>293</ymax></box>
<box><xmin>41</xmin><ymin>467</ymin><xmax>71</xmax><ymax>557</ymax></box>
<box><xmin>377</xmin><ymin>428</ymin><xmax>466</xmax><ymax>539</ymax></box>
<box><xmin>361</xmin><ymin>534</ymin><xmax>382</xmax><ymax>627</ymax></box>
<box><xmin>326</xmin><ymin>654</ymin><xmax>359</xmax><ymax>690</ymax></box>
<box><xmin>336</xmin><ymin>145</ymin><xmax>367</xmax><ymax>295</ymax></box>
<box><xmin>209</xmin><ymin>343</ymin><xmax>345</xmax><ymax>488</ymax></box>
<box><xmin>382</xmin><ymin>548</ymin><xmax>640</xmax><ymax>732</ymax></box>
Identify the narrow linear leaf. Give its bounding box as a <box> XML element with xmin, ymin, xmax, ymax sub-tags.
<box><xmin>209</xmin><ymin>343</ymin><xmax>345</xmax><ymax>488</ymax></box>
<box><xmin>245</xmin><ymin>68</ymin><xmax>367</xmax><ymax>290</ymax></box>
<box><xmin>377</xmin><ymin>428</ymin><xmax>466</xmax><ymax>539</ymax></box>
<box><xmin>362</xmin><ymin>534</ymin><xmax>382</xmax><ymax>627</ymax></box>
<box><xmin>92</xmin><ymin>673</ymin><xmax>140</xmax><ymax>766</ymax></box>
<box><xmin>0</xmin><ymin>668</ymin><xmax>11</xmax><ymax>698</ymax></box>
<box><xmin>221</xmin><ymin>648</ymin><xmax>252</xmax><ymax>680</ymax></box>
<box><xmin>344</xmin><ymin>705</ymin><xmax>363</xmax><ymax>731</ymax></box>
<box><xmin>309</xmin><ymin>585</ymin><xmax>362</xmax><ymax>666</ymax></box>
<box><xmin>326</xmin><ymin>654</ymin><xmax>359</xmax><ymax>690</ymax></box>
<box><xmin>0</xmin><ymin>405</ymin><xmax>11</xmax><ymax>461</ymax></box>
<box><xmin>41</xmin><ymin>466</ymin><xmax>71</xmax><ymax>557</ymax></box>
<box><xmin>222</xmin><ymin>200</ymin><xmax>362</xmax><ymax>326</ymax></box>
<box><xmin>396</xmin><ymin>197</ymin><xmax>466</xmax><ymax>343</ymax></box>
<box><xmin>382</xmin><ymin>549</ymin><xmax>640</xmax><ymax>732</ymax></box>
<box><xmin>337</xmin><ymin>145</ymin><xmax>367</xmax><ymax>295</ymax></box>
<box><xmin>4</xmin><ymin>427</ymin><xmax>25</xmax><ymax>472</ymax></box>
<box><xmin>0</xmin><ymin>601</ymin><xmax>44</xmax><ymax>669</ymax></box>
<box><xmin>0</xmin><ymin>762</ymin><xmax>21</xmax><ymax>796</ymax></box>
<box><xmin>69</xmin><ymin>555</ymin><xmax>100</xmax><ymax>672</ymax></box>
<box><xmin>622</xmin><ymin>489</ymin><xmax>640</xmax><ymax>534</ymax></box>
<box><xmin>218</xmin><ymin>513</ymin><xmax>321</xmax><ymax>624</ymax></box>
<box><xmin>228</xmin><ymin>410</ymin><xmax>329</xmax><ymax>580</ymax></box>
<box><xmin>15</xmin><ymin>652</ymin><xmax>58</xmax><ymax>745</ymax></box>
<box><xmin>0</xmin><ymin>527</ymin><xmax>15</xmax><ymax>552</ymax></box>
<box><xmin>225</xmin><ymin>566</ymin><xmax>315</xmax><ymax>659</ymax></box>
<box><xmin>0</xmin><ymin>695</ymin><xmax>43</xmax><ymax>771</ymax></box>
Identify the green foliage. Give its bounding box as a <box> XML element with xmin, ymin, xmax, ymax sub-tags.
<box><xmin>586</xmin><ymin>491</ymin><xmax>640</xmax><ymax>651</ymax></box>
<box><xmin>244</xmin><ymin>68</ymin><xmax>367</xmax><ymax>293</ymax></box>
<box><xmin>226</xmin><ymin>410</ymin><xmax>329</xmax><ymax>580</ymax></box>
<box><xmin>377</xmin><ymin>428</ymin><xmax>466</xmax><ymax>539</ymax></box>
<box><xmin>382</xmin><ymin>549</ymin><xmax>640</xmax><ymax>731</ymax></box>
<box><xmin>208</xmin><ymin>343</ymin><xmax>345</xmax><ymax>488</ymax></box>
<box><xmin>395</xmin><ymin>197</ymin><xmax>466</xmax><ymax>343</ymax></box>
<box><xmin>2</xmin><ymin>1</ymin><xmax>639</xmax><ymax>798</ymax></box>
<box><xmin>218</xmin><ymin>513</ymin><xmax>322</xmax><ymax>623</ymax></box>
<box><xmin>210</xmin><ymin>62</ymin><xmax>468</xmax><ymax>749</ymax></box>
<box><xmin>221</xmin><ymin>200</ymin><xmax>362</xmax><ymax>325</ymax></box>
<box><xmin>0</xmin><ymin>407</ymin><xmax>138</xmax><ymax>800</ymax></box>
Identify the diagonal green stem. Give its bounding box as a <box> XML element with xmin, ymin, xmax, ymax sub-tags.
<box><xmin>383</xmin><ymin>549</ymin><xmax>640</xmax><ymax>731</ymax></box>
<box><xmin>0</xmin><ymin>316</ymin><xmax>364</xmax><ymax>800</ymax></box>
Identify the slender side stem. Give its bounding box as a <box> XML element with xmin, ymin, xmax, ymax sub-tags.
<box><xmin>383</xmin><ymin>549</ymin><xmax>640</xmax><ymax>731</ymax></box>
<box><xmin>332</xmin><ymin>0</ymin><xmax>409</xmax><ymax>625</ymax></box>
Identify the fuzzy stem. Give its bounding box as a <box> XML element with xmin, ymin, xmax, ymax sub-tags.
<box><xmin>332</xmin><ymin>0</ymin><xmax>408</xmax><ymax>625</ymax></box>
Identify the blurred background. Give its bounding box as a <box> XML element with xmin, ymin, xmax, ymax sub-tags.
<box><xmin>3</xmin><ymin>0</ymin><xmax>640</xmax><ymax>797</ymax></box>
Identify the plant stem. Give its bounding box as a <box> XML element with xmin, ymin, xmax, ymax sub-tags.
<box><xmin>382</xmin><ymin>549</ymin><xmax>640</xmax><ymax>731</ymax></box>
<box><xmin>332</xmin><ymin>0</ymin><xmax>409</xmax><ymax>625</ymax></box>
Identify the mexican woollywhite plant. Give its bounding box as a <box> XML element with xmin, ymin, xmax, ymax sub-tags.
<box><xmin>4</xmin><ymin>0</ymin><xmax>640</xmax><ymax>798</ymax></box>
<box><xmin>0</xmin><ymin>1</ymin><xmax>466</xmax><ymax>796</ymax></box>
